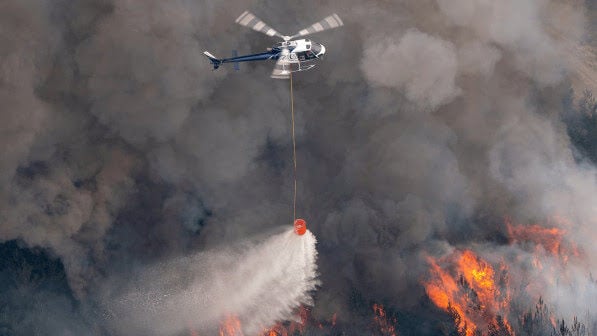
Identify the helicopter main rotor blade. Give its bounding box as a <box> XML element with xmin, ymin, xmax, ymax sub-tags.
<box><xmin>236</xmin><ymin>11</ymin><xmax>285</xmax><ymax>39</ymax></box>
<box><xmin>271</xmin><ymin>49</ymin><xmax>299</xmax><ymax>79</ymax></box>
<box><xmin>290</xmin><ymin>13</ymin><xmax>343</xmax><ymax>39</ymax></box>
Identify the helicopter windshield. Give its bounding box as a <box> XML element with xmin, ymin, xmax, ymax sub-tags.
<box><xmin>311</xmin><ymin>43</ymin><xmax>322</xmax><ymax>54</ymax></box>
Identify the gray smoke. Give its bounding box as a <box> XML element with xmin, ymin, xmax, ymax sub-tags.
<box><xmin>0</xmin><ymin>0</ymin><xmax>595</xmax><ymax>334</ymax></box>
<box><xmin>362</xmin><ymin>29</ymin><xmax>461</xmax><ymax>109</ymax></box>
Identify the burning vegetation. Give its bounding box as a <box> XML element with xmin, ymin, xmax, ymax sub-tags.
<box><xmin>202</xmin><ymin>217</ymin><xmax>593</xmax><ymax>336</ymax></box>
<box><xmin>424</xmin><ymin>249</ymin><xmax>513</xmax><ymax>336</ymax></box>
<box><xmin>372</xmin><ymin>303</ymin><xmax>398</xmax><ymax>336</ymax></box>
<box><xmin>505</xmin><ymin>218</ymin><xmax>581</xmax><ymax>266</ymax></box>
<box><xmin>423</xmin><ymin>218</ymin><xmax>592</xmax><ymax>336</ymax></box>
<box><xmin>202</xmin><ymin>303</ymin><xmax>398</xmax><ymax>336</ymax></box>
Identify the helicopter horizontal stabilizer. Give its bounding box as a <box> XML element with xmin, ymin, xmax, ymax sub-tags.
<box><xmin>203</xmin><ymin>51</ymin><xmax>222</xmax><ymax>69</ymax></box>
<box><xmin>232</xmin><ymin>50</ymin><xmax>240</xmax><ymax>71</ymax></box>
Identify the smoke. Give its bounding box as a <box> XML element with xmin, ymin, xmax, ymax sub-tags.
<box><xmin>75</xmin><ymin>0</ymin><xmax>220</xmax><ymax>146</ymax></box>
<box><xmin>102</xmin><ymin>228</ymin><xmax>318</xmax><ymax>335</ymax></box>
<box><xmin>1</xmin><ymin>0</ymin><xmax>596</xmax><ymax>334</ymax></box>
<box><xmin>362</xmin><ymin>29</ymin><xmax>461</xmax><ymax>109</ymax></box>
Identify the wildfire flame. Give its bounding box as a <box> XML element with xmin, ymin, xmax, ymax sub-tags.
<box><xmin>505</xmin><ymin>218</ymin><xmax>580</xmax><ymax>264</ymax></box>
<box><xmin>423</xmin><ymin>250</ymin><xmax>513</xmax><ymax>336</ymax></box>
<box><xmin>423</xmin><ymin>217</ymin><xmax>586</xmax><ymax>336</ymax></box>
<box><xmin>506</xmin><ymin>220</ymin><xmax>564</xmax><ymax>256</ymax></box>
<box><xmin>261</xmin><ymin>306</ymin><xmax>308</xmax><ymax>336</ymax></box>
<box><xmin>195</xmin><ymin>216</ymin><xmax>586</xmax><ymax>336</ymax></box>
<box><xmin>219</xmin><ymin>315</ymin><xmax>243</xmax><ymax>336</ymax></box>
<box><xmin>204</xmin><ymin>303</ymin><xmax>397</xmax><ymax>335</ymax></box>
<box><xmin>372</xmin><ymin>304</ymin><xmax>398</xmax><ymax>336</ymax></box>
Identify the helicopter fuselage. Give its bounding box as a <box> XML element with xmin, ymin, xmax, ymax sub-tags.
<box><xmin>271</xmin><ymin>39</ymin><xmax>326</xmax><ymax>61</ymax></box>
<box><xmin>205</xmin><ymin>39</ymin><xmax>326</xmax><ymax>71</ymax></box>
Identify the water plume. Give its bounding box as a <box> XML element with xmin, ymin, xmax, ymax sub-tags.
<box><xmin>102</xmin><ymin>228</ymin><xmax>319</xmax><ymax>335</ymax></box>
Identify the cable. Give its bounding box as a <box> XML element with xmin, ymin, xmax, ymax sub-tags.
<box><xmin>290</xmin><ymin>72</ymin><xmax>297</xmax><ymax>223</ymax></box>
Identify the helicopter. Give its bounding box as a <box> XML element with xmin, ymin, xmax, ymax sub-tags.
<box><xmin>203</xmin><ymin>11</ymin><xmax>343</xmax><ymax>79</ymax></box>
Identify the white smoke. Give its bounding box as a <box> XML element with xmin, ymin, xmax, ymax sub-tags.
<box><xmin>102</xmin><ymin>228</ymin><xmax>319</xmax><ymax>335</ymax></box>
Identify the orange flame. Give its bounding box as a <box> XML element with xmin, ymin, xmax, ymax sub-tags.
<box><xmin>506</xmin><ymin>221</ymin><xmax>564</xmax><ymax>255</ymax></box>
<box><xmin>425</xmin><ymin>255</ymin><xmax>477</xmax><ymax>336</ymax></box>
<box><xmin>505</xmin><ymin>218</ymin><xmax>580</xmax><ymax>264</ymax></box>
<box><xmin>261</xmin><ymin>306</ymin><xmax>309</xmax><ymax>335</ymax></box>
<box><xmin>423</xmin><ymin>250</ymin><xmax>514</xmax><ymax>336</ymax></box>
<box><xmin>372</xmin><ymin>304</ymin><xmax>398</xmax><ymax>336</ymax></box>
<box><xmin>210</xmin><ymin>304</ymin><xmax>392</xmax><ymax>335</ymax></box>
<box><xmin>219</xmin><ymin>315</ymin><xmax>243</xmax><ymax>336</ymax></box>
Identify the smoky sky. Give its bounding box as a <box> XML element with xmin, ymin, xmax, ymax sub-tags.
<box><xmin>1</xmin><ymin>0</ymin><xmax>597</xmax><ymax>334</ymax></box>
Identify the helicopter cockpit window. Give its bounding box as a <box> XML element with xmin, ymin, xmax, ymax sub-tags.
<box><xmin>311</xmin><ymin>43</ymin><xmax>322</xmax><ymax>54</ymax></box>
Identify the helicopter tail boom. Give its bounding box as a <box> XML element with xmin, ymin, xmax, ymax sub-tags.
<box><xmin>204</xmin><ymin>50</ymin><xmax>279</xmax><ymax>70</ymax></box>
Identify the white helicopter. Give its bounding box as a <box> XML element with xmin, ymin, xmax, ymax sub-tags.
<box><xmin>203</xmin><ymin>11</ymin><xmax>343</xmax><ymax>79</ymax></box>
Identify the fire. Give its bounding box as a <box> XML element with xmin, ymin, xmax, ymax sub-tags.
<box><xmin>219</xmin><ymin>315</ymin><xmax>243</xmax><ymax>336</ymax></box>
<box><xmin>263</xmin><ymin>322</ymin><xmax>301</xmax><ymax>336</ymax></box>
<box><xmin>424</xmin><ymin>255</ymin><xmax>477</xmax><ymax>336</ymax></box>
<box><xmin>372</xmin><ymin>304</ymin><xmax>398</xmax><ymax>336</ymax></box>
<box><xmin>506</xmin><ymin>220</ymin><xmax>564</xmax><ymax>255</ymax></box>
<box><xmin>424</xmin><ymin>215</ymin><xmax>583</xmax><ymax>336</ymax></box>
<box><xmin>262</xmin><ymin>306</ymin><xmax>308</xmax><ymax>336</ymax></box>
<box><xmin>423</xmin><ymin>250</ymin><xmax>513</xmax><ymax>336</ymax></box>
<box><xmin>208</xmin><ymin>303</ymin><xmax>396</xmax><ymax>335</ymax></box>
<box><xmin>505</xmin><ymin>218</ymin><xmax>580</xmax><ymax>263</ymax></box>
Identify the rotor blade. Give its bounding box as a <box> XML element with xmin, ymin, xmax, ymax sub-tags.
<box><xmin>235</xmin><ymin>11</ymin><xmax>284</xmax><ymax>39</ymax></box>
<box><xmin>271</xmin><ymin>50</ymin><xmax>299</xmax><ymax>79</ymax></box>
<box><xmin>290</xmin><ymin>13</ymin><xmax>343</xmax><ymax>39</ymax></box>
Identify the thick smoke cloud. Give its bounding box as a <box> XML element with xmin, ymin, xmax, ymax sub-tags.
<box><xmin>0</xmin><ymin>1</ymin><xmax>58</xmax><ymax>186</ymax></box>
<box><xmin>362</xmin><ymin>29</ymin><xmax>461</xmax><ymax>109</ymax></box>
<box><xmin>1</xmin><ymin>0</ymin><xmax>596</xmax><ymax>334</ymax></box>
<box><xmin>75</xmin><ymin>0</ymin><xmax>220</xmax><ymax>146</ymax></box>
